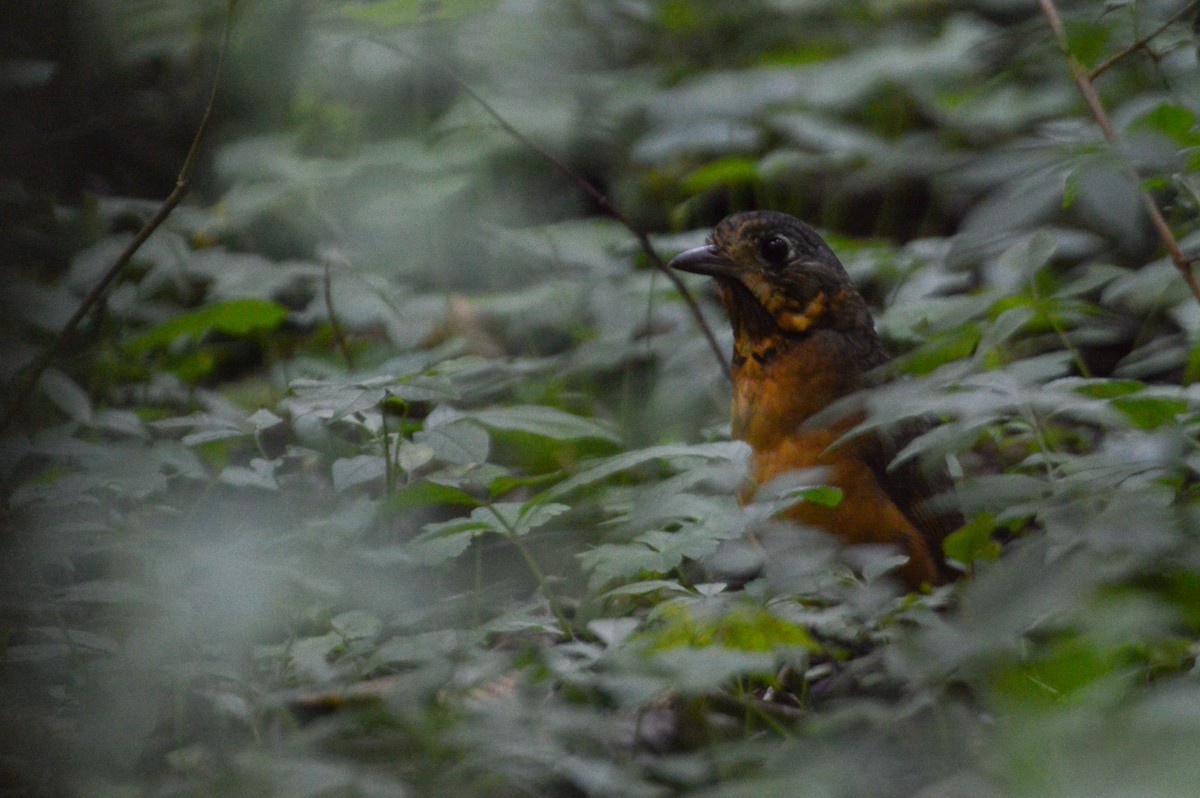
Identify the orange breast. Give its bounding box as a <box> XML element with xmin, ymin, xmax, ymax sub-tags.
<box><xmin>733</xmin><ymin>334</ymin><xmax>940</xmax><ymax>588</ymax></box>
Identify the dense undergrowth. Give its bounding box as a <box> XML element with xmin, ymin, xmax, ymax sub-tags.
<box><xmin>5</xmin><ymin>1</ymin><xmax>1200</xmax><ymax>796</ymax></box>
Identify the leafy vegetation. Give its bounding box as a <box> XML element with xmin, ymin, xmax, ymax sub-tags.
<box><xmin>4</xmin><ymin>0</ymin><xmax>1200</xmax><ymax>795</ymax></box>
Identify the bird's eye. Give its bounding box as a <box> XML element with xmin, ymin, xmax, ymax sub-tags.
<box><xmin>760</xmin><ymin>236</ymin><xmax>791</xmax><ymax>266</ymax></box>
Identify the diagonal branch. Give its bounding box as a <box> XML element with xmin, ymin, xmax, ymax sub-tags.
<box><xmin>0</xmin><ymin>3</ymin><xmax>239</xmax><ymax>435</ymax></box>
<box><xmin>1089</xmin><ymin>0</ymin><xmax>1199</xmax><ymax>80</ymax></box>
<box><xmin>367</xmin><ymin>36</ymin><xmax>732</xmax><ymax>384</ymax></box>
<box><xmin>1038</xmin><ymin>0</ymin><xmax>1200</xmax><ymax>306</ymax></box>
<box><xmin>442</xmin><ymin>72</ymin><xmax>731</xmax><ymax>383</ymax></box>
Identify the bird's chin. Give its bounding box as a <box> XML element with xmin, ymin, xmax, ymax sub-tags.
<box><xmin>667</xmin><ymin>247</ymin><xmax>787</xmax><ymax>340</ymax></box>
<box><xmin>719</xmin><ymin>279</ymin><xmax>781</xmax><ymax>341</ymax></box>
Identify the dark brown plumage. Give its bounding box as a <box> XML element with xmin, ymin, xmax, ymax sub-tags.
<box><xmin>669</xmin><ymin>211</ymin><xmax>959</xmax><ymax>588</ymax></box>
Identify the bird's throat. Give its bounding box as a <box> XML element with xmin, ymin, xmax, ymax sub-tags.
<box><xmin>716</xmin><ymin>279</ymin><xmax>779</xmax><ymax>343</ymax></box>
<box><xmin>730</xmin><ymin>331</ymin><xmax>859</xmax><ymax>452</ymax></box>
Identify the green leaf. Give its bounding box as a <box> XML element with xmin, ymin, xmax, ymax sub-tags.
<box><xmin>1075</xmin><ymin>380</ymin><xmax>1146</xmax><ymax>399</ymax></box>
<box><xmin>288</xmin><ymin>633</ymin><xmax>341</xmax><ymax>683</ymax></box>
<box><xmin>38</xmin><ymin>368</ymin><xmax>92</xmax><ymax>423</ymax></box>
<box><xmin>1062</xmin><ymin>168</ymin><xmax>1080</xmax><ymax>209</ymax></box>
<box><xmin>397</xmin><ymin>441</ymin><xmax>435</xmax><ymax>475</ymax></box>
<box><xmin>219</xmin><ymin>458</ymin><xmax>279</xmax><ymax>490</ymax></box>
<box><xmin>386</xmin><ymin>375</ymin><xmax>460</xmax><ymax>403</ymax></box>
<box><xmin>1112</xmin><ymin>397</ymin><xmax>1187</xmax><ymax>430</ymax></box>
<box><xmin>646</xmin><ymin>604</ymin><xmax>818</xmax><ymax>653</ymax></box>
<box><xmin>658</xmin><ymin>0</ymin><xmax>701</xmax><ymax>31</ymax></box>
<box><xmin>578</xmin><ymin>517</ymin><xmax>731</xmax><ymax>590</ymax></box>
<box><xmin>546</xmin><ymin>442</ymin><xmax>744</xmax><ymax>500</ymax></box>
<box><xmin>898</xmin><ymin>325</ymin><xmax>981</xmax><ymax>375</ymax></box>
<box><xmin>943</xmin><ymin>513</ymin><xmax>1001</xmax><ymax>566</ymax></box>
<box><xmin>416</xmin><ymin>420</ymin><xmax>491</xmax><ymax>465</ymax></box>
<box><xmin>331</xmin><ymin>611</ymin><xmax>382</xmax><ymax>641</ymax></box>
<box><xmin>405</xmin><ymin>501</ymin><xmax>568</xmax><ymax>565</ymax></box>
<box><xmin>602</xmin><ymin>580</ymin><xmax>695</xmax><ymax>599</ymax></box>
<box><xmin>479</xmin><ymin>501</ymin><xmax>570</xmax><ymax>537</ymax></box>
<box><xmin>426</xmin><ymin>463</ymin><xmax>512</xmax><ymax>494</ymax></box>
<box><xmin>789</xmin><ymin>486</ymin><xmax>843</xmax><ymax>508</ymax></box>
<box><xmin>369</xmin><ymin>631</ymin><xmax>460</xmax><ymax>669</ymax></box>
<box><xmin>1064</xmin><ymin>20</ymin><xmax>1111</xmax><ymax>68</ymax></box>
<box><xmin>1158</xmin><ymin>571</ymin><xmax>1200</xmax><ymax>630</ymax></box>
<box><xmin>1185</xmin><ymin>340</ymin><xmax>1200</xmax><ymax>385</ymax></box>
<box><xmin>166</xmin><ymin>412</ymin><xmax>250</xmax><ymax>447</ymax></box>
<box><xmin>488</xmin><ymin>470</ymin><xmax>562</xmax><ymax>499</ymax></box>
<box><xmin>384</xmin><ymin>480</ymin><xmax>482</xmax><ymax>512</ymax></box>
<box><xmin>126</xmin><ymin>299</ymin><xmax>289</xmax><ymax>355</ymax></box>
<box><xmin>407</xmin><ymin>518</ymin><xmax>490</xmax><ymax>565</ymax></box>
<box><xmin>463</xmin><ymin>405</ymin><xmax>621</xmax><ymax>444</ymax></box>
<box><xmin>1130</xmin><ymin>103</ymin><xmax>1200</xmax><ymax>149</ymax></box>
<box><xmin>747</xmin><ymin>476</ymin><xmax>846</xmax><ymax>520</ymax></box>
<box><xmin>889</xmin><ymin>417</ymin><xmax>996</xmax><ymax>471</ymax></box>
<box><xmin>587</xmin><ymin>618</ymin><xmax>641</xmax><ymax>648</ymax></box>
<box><xmin>999</xmin><ymin>232</ymin><xmax>1058</xmax><ymax>284</ymax></box>
<box><xmin>331</xmin><ymin>455</ymin><xmax>386</xmax><ymax>492</ymax></box>
<box><xmin>993</xmin><ymin>636</ymin><xmax>1120</xmax><ymax>708</ymax></box>
<box><xmin>403</xmin><ymin>531</ymin><xmax>477</xmax><ymax>565</ymax></box>
<box><xmin>650</xmin><ymin>648</ymin><xmax>779</xmax><ymax>693</ymax></box>
<box><xmin>680</xmin><ymin>157</ymin><xmax>760</xmax><ymax>194</ymax></box>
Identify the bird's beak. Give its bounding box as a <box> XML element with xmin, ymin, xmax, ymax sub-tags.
<box><xmin>667</xmin><ymin>245</ymin><xmax>738</xmax><ymax>279</ymax></box>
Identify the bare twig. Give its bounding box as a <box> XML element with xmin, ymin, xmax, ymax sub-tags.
<box><xmin>1038</xmin><ymin>0</ymin><xmax>1200</xmax><ymax>306</ymax></box>
<box><xmin>0</xmin><ymin>3</ymin><xmax>238</xmax><ymax>434</ymax></box>
<box><xmin>368</xmin><ymin>36</ymin><xmax>732</xmax><ymax>384</ymax></box>
<box><xmin>1089</xmin><ymin>0</ymin><xmax>1199</xmax><ymax>79</ymax></box>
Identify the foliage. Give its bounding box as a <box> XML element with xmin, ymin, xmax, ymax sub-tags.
<box><xmin>4</xmin><ymin>0</ymin><xmax>1200</xmax><ymax>796</ymax></box>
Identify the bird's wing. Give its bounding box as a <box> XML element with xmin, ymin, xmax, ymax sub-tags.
<box><xmin>866</xmin><ymin>415</ymin><xmax>963</xmax><ymax>580</ymax></box>
<box><xmin>843</xmin><ymin>335</ymin><xmax>963</xmax><ymax>578</ymax></box>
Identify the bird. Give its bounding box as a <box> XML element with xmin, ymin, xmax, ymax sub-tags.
<box><xmin>668</xmin><ymin>210</ymin><xmax>959</xmax><ymax>589</ymax></box>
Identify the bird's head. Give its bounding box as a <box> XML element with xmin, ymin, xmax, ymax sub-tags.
<box><xmin>668</xmin><ymin>211</ymin><xmax>874</xmax><ymax>341</ymax></box>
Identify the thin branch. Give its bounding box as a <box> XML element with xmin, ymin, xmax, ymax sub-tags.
<box><xmin>368</xmin><ymin>37</ymin><xmax>732</xmax><ymax>384</ymax></box>
<box><xmin>1089</xmin><ymin>0</ymin><xmax>1199</xmax><ymax>79</ymax></box>
<box><xmin>446</xmin><ymin>74</ymin><xmax>733</xmax><ymax>381</ymax></box>
<box><xmin>0</xmin><ymin>4</ymin><xmax>238</xmax><ymax>435</ymax></box>
<box><xmin>1038</xmin><ymin>0</ymin><xmax>1200</xmax><ymax>306</ymax></box>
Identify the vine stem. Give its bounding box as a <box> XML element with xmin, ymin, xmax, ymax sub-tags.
<box><xmin>1037</xmin><ymin>0</ymin><xmax>1200</xmax><ymax>306</ymax></box>
<box><xmin>0</xmin><ymin>2</ymin><xmax>240</xmax><ymax>435</ymax></box>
